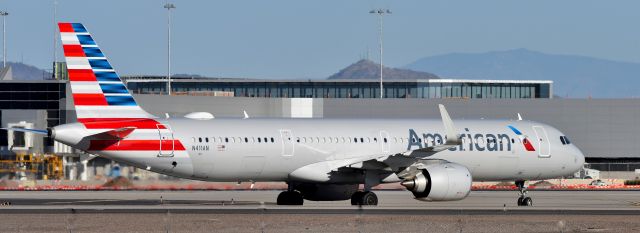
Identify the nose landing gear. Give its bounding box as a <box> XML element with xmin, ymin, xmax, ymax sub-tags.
<box><xmin>516</xmin><ymin>180</ymin><xmax>533</xmax><ymax>206</ymax></box>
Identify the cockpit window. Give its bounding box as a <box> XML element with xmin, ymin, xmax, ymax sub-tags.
<box><xmin>560</xmin><ymin>136</ymin><xmax>571</xmax><ymax>145</ymax></box>
<box><xmin>564</xmin><ymin>136</ymin><xmax>571</xmax><ymax>144</ymax></box>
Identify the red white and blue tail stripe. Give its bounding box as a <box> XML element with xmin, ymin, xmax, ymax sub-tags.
<box><xmin>59</xmin><ymin>22</ymin><xmax>156</xmax><ymax>120</ymax></box>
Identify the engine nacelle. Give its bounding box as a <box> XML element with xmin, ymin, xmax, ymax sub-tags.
<box><xmin>401</xmin><ymin>162</ymin><xmax>472</xmax><ymax>201</ymax></box>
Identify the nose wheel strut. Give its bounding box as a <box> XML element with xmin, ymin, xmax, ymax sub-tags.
<box><xmin>516</xmin><ymin>180</ymin><xmax>533</xmax><ymax>206</ymax></box>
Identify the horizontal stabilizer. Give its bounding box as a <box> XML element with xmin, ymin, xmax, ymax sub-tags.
<box><xmin>90</xmin><ymin>127</ymin><xmax>136</xmax><ymax>140</ymax></box>
<box><xmin>0</xmin><ymin>127</ymin><xmax>49</xmax><ymax>135</ymax></box>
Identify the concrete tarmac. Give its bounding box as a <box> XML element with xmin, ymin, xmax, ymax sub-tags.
<box><xmin>0</xmin><ymin>190</ymin><xmax>639</xmax><ymax>232</ymax></box>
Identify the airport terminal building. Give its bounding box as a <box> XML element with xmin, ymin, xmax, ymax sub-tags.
<box><xmin>123</xmin><ymin>76</ymin><xmax>553</xmax><ymax>99</ymax></box>
<box><xmin>0</xmin><ymin>76</ymin><xmax>637</xmax><ymax>180</ymax></box>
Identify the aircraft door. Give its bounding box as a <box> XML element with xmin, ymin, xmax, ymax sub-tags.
<box><xmin>280</xmin><ymin>129</ymin><xmax>294</xmax><ymax>157</ymax></box>
<box><xmin>532</xmin><ymin>126</ymin><xmax>550</xmax><ymax>158</ymax></box>
<box><xmin>157</xmin><ymin>124</ymin><xmax>174</xmax><ymax>157</ymax></box>
<box><xmin>379</xmin><ymin>131</ymin><xmax>390</xmax><ymax>153</ymax></box>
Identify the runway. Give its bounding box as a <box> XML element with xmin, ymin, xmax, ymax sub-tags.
<box><xmin>0</xmin><ymin>190</ymin><xmax>639</xmax><ymax>232</ymax></box>
<box><xmin>0</xmin><ymin>190</ymin><xmax>639</xmax><ymax>212</ymax></box>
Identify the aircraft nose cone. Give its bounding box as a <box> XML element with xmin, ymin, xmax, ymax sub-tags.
<box><xmin>572</xmin><ymin>146</ymin><xmax>586</xmax><ymax>171</ymax></box>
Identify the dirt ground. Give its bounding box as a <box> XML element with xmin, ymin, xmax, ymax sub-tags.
<box><xmin>0</xmin><ymin>213</ymin><xmax>639</xmax><ymax>233</ymax></box>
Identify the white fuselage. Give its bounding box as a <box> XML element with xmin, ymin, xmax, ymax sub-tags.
<box><xmin>64</xmin><ymin>118</ymin><xmax>584</xmax><ymax>183</ymax></box>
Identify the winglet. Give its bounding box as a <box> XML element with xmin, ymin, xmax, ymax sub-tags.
<box><xmin>439</xmin><ymin>104</ymin><xmax>460</xmax><ymax>145</ymax></box>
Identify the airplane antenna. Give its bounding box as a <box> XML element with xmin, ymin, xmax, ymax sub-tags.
<box><xmin>243</xmin><ymin>110</ymin><xmax>249</xmax><ymax>119</ymax></box>
<box><xmin>517</xmin><ymin>113</ymin><xmax>523</xmax><ymax>121</ymax></box>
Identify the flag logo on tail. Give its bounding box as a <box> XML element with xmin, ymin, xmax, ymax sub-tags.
<box><xmin>507</xmin><ymin>125</ymin><xmax>536</xmax><ymax>152</ymax></box>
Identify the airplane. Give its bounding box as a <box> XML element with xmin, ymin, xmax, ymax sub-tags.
<box><xmin>3</xmin><ymin>23</ymin><xmax>585</xmax><ymax>206</ymax></box>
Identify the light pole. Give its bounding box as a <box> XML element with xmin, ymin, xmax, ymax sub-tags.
<box><xmin>0</xmin><ymin>11</ymin><xmax>8</xmax><ymax>69</ymax></box>
<box><xmin>164</xmin><ymin>3</ymin><xmax>176</xmax><ymax>95</ymax></box>
<box><xmin>369</xmin><ymin>9</ymin><xmax>390</xmax><ymax>99</ymax></box>
<box><xmin>53</xmin><ymin>0</ymin><xmax>57</xmax><ymax>65</ymax></box>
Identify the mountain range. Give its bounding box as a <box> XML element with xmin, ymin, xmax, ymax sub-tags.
<box><xmin>328</xmin><ymin>59</ymin><xmax>438</xmax><ymax>80</ymax></box>
<box><xmin>4</xmin><ymin>62</ymin><xmax>52</xmax><ymax>80</ymax></box>
<box><xmin>405</xmin><ymin>49</ymin><xmax>640</xmax><ymax>98</ymax></box>
<box><xmin>8</xmin><ymin>48</ymin><xmax>640</xmax><ymax>98</ymax></box>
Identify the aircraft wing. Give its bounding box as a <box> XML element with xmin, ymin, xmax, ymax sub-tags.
<box><xmin>289</xmin><ymin>105</ymin><xmax>461</xmax><ymax>182</ymax></box>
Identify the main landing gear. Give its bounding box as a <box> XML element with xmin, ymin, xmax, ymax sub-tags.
<box><xmin>350</xmin><ymin>191</ymin><xmax>378</xmax><ymax>206</ymax></box>
<box><xmin>515</xmin><ymin>180</ymin><xmax>533</xmax><ymax>206</ymax></box>
<box><xmin>277</xmin><ymin>184</ymin><xmax>304</xmax><ymax>205</ymax></box>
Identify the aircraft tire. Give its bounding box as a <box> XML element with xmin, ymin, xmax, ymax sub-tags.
<box><xmin>277</xmin><ymin>190</ymin><xmax>304</xmax><ymax>205</ymax></box>
<box><xmin>350</xmin><ymin>191</ymin><xmax>364</xmax><ymax>205</ymax></box>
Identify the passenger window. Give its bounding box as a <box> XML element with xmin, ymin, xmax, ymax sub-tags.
<box><xmin>212</xmin><ymin>137</ymin><xmax>216</xmax><ymax>142</ymax></box>
<box><xmin>198</xmin><ymin>137</ymin><xmax>202</xmax><ymax>143</ymax></box>
<box><xmin>264</xmin><ymin>137</ymin><xmax>268</xmax><ymax>143</ymax></box>
<box><xmin>205</xmin><ymin>138</ymin><xmax>209</xmax><ymax>143</ymax></box>
<box><xmin>192</xmin><ymin>137</ymin><xmax>196</xmax><ymax>143</ymax></box>
<box><xmin>271</xmin><ymin>137</ymin><xmax>275</xmax><ymax>143</ymax></box>
<box><xmin>245</xmin><ymin>137</ymin><xmax>249</xmax><ymax>143</ymax></box>
<box><xmin>360</xmin><ymin>138</ymin><xmax>364</xmax><ymax>143</ymax></box>
<box><xmin>373</xmin><ymin>137</ymin><xmax>377</xmax><ymax>142</ymax></box>
<box><xmin>225</xmin><ymin>137</ymin><xmax>229</xmax><ymax>143</ymax></box>
<box><xmin>511</xmin><ymin>139</ymin><xmax>515</xmax><ymax>143</ymax></box>
<box><xmin>384</xmin><ymin>138</ymin><xmax>388</xmax><ymax>143</ymax></box>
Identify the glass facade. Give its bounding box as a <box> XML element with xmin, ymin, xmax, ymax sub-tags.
<box><xmin>124</xmin><ymin>78</ymin><xmax>552</xmax><ymax>99</ymax></box>
<box><xmin>0</xmin><ymin>81</ymin><xmax>66</xmax><ymax>147</ymax></box>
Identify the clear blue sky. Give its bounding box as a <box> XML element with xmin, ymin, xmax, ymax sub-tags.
<box><xmin>4</xmin><ymin>0</ymin><xmax>640</xmax><ymax>79</ymax></box>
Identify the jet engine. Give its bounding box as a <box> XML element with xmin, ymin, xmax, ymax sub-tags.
<box><xmin>400</xmin><ymin>162</ymin><xmax>472</xmax><ymax>201</ymax></box>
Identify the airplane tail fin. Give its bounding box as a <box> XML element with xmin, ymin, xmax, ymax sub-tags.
<box><xmin>58</xmin><ymin>22</ymin><xmax>156</xmax><ymax>122</ymax></box>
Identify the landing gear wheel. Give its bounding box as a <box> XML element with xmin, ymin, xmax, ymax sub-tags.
<box><xmin>515</xmin><ymin>180</ymin><xmax>533</xmax><ymax>207</ymax></box>
<box><xmin>277</xmin><ymin>190</ymin><xmax>304</xmax><ymax>205</ymax></box>
<box><xmin>351</xmin><ymin>191</ymin><xmax>378</xmax><ymax>206</ymax></box>
<box><xmin>361</xmin><ymin>191</ymin><xmax>378</xmax><ymax>205</ymax></box>
<box><xmin>520</xmin><ymin>197</ymin><xmax>533</xmax><ymax>206</ymax></box>
<box><xmin>350</xmin><ymin>191</ymin><xmax>364</xmax><ymax>205</ymax></box>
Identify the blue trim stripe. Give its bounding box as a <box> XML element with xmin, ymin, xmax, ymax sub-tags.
<box><xmin>71</xmin><ymin>23</ymin><xmax>88</xmax><ymax>33</ymax></box>
<box><xmin>77</xmin><ymin>35</ymin><xmax>96</xmax><ymax>45</ymax></box>
<box><xmin>89</xmin><ymin>59</ymin><xmax>113</xmax><ymax>70</ymax></box>
<box><xmin>82</xmin><ymin>47</ymin><xmax>104</xmax><ymax>57</ymax></box>
<box><xmin>94</xmin><ymin>71</ymin><xmax>120</xmax><ymax>82</ymax></box>
<box><xmin>99</xmin><ymin>83</ymin><xmax>129</xmax><ymax>94</ymax></box>
<box><xmin>508</xmin><ymin>125</ymin><xmax>523</xmax><ymax>135</ymax></box>
<box><xmin>105</xmin><ymin>95</ymin><xmax>137</xmax><ymax>106</ymax></box>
